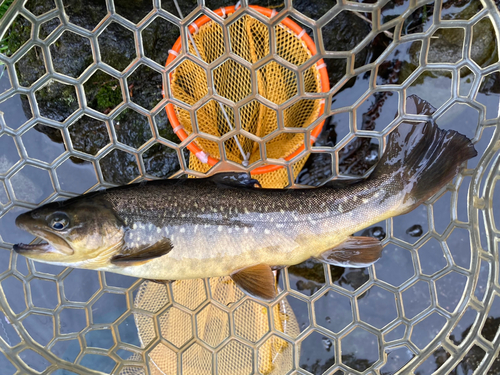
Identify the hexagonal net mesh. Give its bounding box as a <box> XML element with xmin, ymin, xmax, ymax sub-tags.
<box><xmin>0</xmin><ymin>0</ymin><xmax>499</xmax><ymax>375</ymax></box>
<box><xmin>166</xmin><ymin>7</ymin><xmax>328</xmax><ymax>187</ymax></box>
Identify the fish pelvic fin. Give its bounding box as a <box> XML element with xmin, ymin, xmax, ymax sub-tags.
<box><xmin>231</xmin><ymin>264</ymin><xmax>277</xmax><ymax>301</ymax></box>
<box><xmin>371</xmin><ymin>95</ymin><xmax>477</xmax><ymax>210</ymax></box>
<box><xmin>316</xmin><ymin>236</ymin><xmax>383</xmax><ymax>268</ymax></box>
<box><xmin>110</xmin><ymin>238</ymin><xmax>173</xmax><ymax>266</ymax></box>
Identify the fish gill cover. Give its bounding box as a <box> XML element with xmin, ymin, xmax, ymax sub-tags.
<box><xmin>0</xmin><ymin>0</ymin><xmax>499</xmax><ymax>374</ymax></box>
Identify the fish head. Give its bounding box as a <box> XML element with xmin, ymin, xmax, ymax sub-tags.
<box><xmin>13</xmin><ymin>195</ymin><xmax>125</xmax><ymax>267</ymax></box>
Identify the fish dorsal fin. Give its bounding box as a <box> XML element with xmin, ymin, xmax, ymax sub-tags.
<box><xmin>111</xmin><ymin>238</ymin><xmax>173</xmax><ymax>266</ymax></box>
<box><xmin>231</xmin><ymin>264</ymin><xmax>276</xmax><ymax>300</ymax></box>
<box><xmin>317</xmin><ymin>236</ymin><xmax>383</xmax><ymax>268</ymax></box>
<box><xmin>210</xmin><ymin>173</ymin><xmax>262</xmax><ymax>189</ymax></box>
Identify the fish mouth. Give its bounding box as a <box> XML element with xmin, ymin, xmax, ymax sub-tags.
<box><xmin>13</xmin><ymin>226</ymin><xmax>74</xmax><ymax>256</ymax></box>
<box><xmin>13</xmin><ymin>242</ymin><xmax>58</xmax><ymax>254</ymax></box>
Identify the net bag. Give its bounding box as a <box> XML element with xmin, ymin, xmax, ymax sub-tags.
<box><xmin>120</xmin><ymin>278</ymin><xmax>300</xmax><ymax>375</ymax></box>
<box><xmin>165</xmin><ymin>5</ymin><xmax>329</xmax><ymax>188</ymax></box>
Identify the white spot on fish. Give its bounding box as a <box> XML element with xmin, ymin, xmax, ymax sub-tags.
<box><xmin>133</xmin><ymin>223</ymin><xmax>137</xmax><ymax>230</ymax></box>
<box><xmin>228</xmin><ymin>228</ymin><xmax>232</xmax><ymax>234</ymax></box>
<box><xmin>157</xmin><ymin>228</ymin><xmax>161</xmax><ymax>233</ymax></box>
<box><xmin>244</xmin><ymin>208</ymin><xmax>249</xmax><ymax>214</ymax></box>
<box><xmin>276</xmin><ymin>223</ymin><xmax>284</xmax><ymax>228</ymax></box>
<box><xmin>181</xmin><ymin>213</ymin><xmax>186</xmax><ymax>218</ymax></box>
<box><xmin>213</xmin><ymin>208</ymin><xmax>218</xmax><ymax>213</ymax></box>
<box><xmin>339</xmin><ymin>204</ymin><xmax>343</xmax><ymax>213</ymax></box>
<box><xmin>180</xmin><ymin>228</ymin><xmax>185</xmax><ymax>233</ymax></box>
<box><xmin>194</xmin><ymin>225</ymin><xmax>198</xmax><ymax>233</ymax></box>
<box><xmin>244</xmin><ymin>227</ymin><xmax>249</xmax><ymax>233</ymax></box>
<box><xmin>353</xmin><ymin>196</ymin><xmax>358</xmax><ymax>202</ymax></box>
<box><xmin>218</xmin><ymin>226</ymin><xmax>223</xmax><ymax>232</ymax></box>
<box><xmin>201</xmin><ymin>207</ymin><xmax>205</xmax><ymax>212</ymax></box>
<box><xmin>194</xmin><ymin>202</ymin><xmax>198</xmax><ymax>208</ymax></box>
<box><xmin>264</xmin><ymin>229</ymin><xmax>270</xmax><ymax>234</ymax></box>
<box><xmin>148</xmin><ymin>224</ymin><xmax>153</xmax><ymax>230</ymax></box>
<box><xmin>362</xmin><ymin>198</ymin><xmax>368</xmax><ymax>203</ymax></box>
<box><xmin>165</xmin><ymin>228</ymin><xmax>169</xmax><ymax>235</ymax></box>
<box><xmin>280</xmin><ymin>209</ymin><xmax>285</xmax><ymax>215</ymax></box>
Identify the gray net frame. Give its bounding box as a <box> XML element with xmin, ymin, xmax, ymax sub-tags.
<box><xmin>0</xmin><ymin>0</ymin><xmax>499</xmax><ymax>374</ymax></box>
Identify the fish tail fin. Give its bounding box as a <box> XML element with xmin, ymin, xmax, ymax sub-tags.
<box><xmin>372</xmin><ymin>119</ymin><xmax>477</xmax><ymax>209</ymax></box>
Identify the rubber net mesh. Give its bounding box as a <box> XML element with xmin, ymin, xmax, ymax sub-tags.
<box><xmin>119</xmin><ymin>278</ymin><xmax>299</xmax><ymax>375</ymax></box>
<box><xmin>171</xmin><ymin>15</ymin><xmax>321</xmax><ymax>187</ymax></box>
<box><xmin>0</xmin><ymin>0</ymin><xmax>500</xmax><ymax>374</ymax></box>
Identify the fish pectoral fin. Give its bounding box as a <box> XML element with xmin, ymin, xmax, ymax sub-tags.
<box><xmin>317</xmin><ymin>236</ymin><xmax>383</xmax><ymax>268</ymax></box>
<box><xmin>110</xmin><ymin>238</ymin><xmax>173</xmax><ymax>266</ymax></box>
<box><xmin>230</xmin><ymin>264</ymin><xmax>277</xmax><ymax>301</ymax></box>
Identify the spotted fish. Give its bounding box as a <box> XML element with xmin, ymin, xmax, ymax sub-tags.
<box><xmin>13</xmin><ymin>96</ymin><xmax>477</xmax><ymax>300</ymax></box>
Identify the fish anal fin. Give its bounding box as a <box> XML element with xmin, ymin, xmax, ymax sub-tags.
<box><xmin>111</xmin><ymin>238</ymin><xmax>173</xmax><ymax>266</ymax></box>
<box><xmin>317</xmin><ymin>236</ymin><xmax>383</xmax><ymax>268</ymax></box>
<box><xmin>231</xmin><ymin>264</ymin><xmax>276</xmax><ymax>301</ymax></box>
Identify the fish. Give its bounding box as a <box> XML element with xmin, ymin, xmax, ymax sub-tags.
<box><xmin>13</xmin><ymin>96</ymin><xmax>477</xmax><ymax>300</ymax></box>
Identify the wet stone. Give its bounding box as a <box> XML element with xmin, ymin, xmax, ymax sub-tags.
<box><xmin>361</xmin><ymin>226</ymin><xmax>386</xmax><ymax>241</ymax></box>
<box><xmin>288</xmin><ymin>259</ymin><xmax>325</xmax><ymax>296</ymax></box>
<box><xmin>25</xmin><ymin>0</ymin><xmax>56</xmax><ymax>16</ymax></box>
<box><xmin>64</xmin><ymin>0</ymin><xmax>107</xmax><ymax>31</ymax></box>
<box><xmin>428</xmin><ymin>28</ymin><xmax>464</xmax><ymax>64</ymax></box>
<box><xmin>98</xmin><ymin>22</ymin><xmax>136</xmax><ymax>72</ymax></box>
<box><xmin>99</xmin><ymin>149</ymin><xmax>140</xmax><ymax>185</ymax></box>
<box><xmin>128</xmin><ymin>64</ymin><xmax>162</xmax><ymax>111</ymax></box>
<box><xmin>113</xmin><ymin>108</ymin><xmax>153</xmax><ymax>149</ymax></box>
<box><xmin>406</xmin><ymin>225</ymin><xmax>423</xmax><ymax>237</ymax></box>
<box><xmin>50</xmin><ymin>31</ymin><xmax>93</xmax><ymax>78</ymax></box>
<box><xmin>377</xmin><ymin>41</ymin><xmax>422</xmax><ymax>86</ymax></box>
<box><xmin>115</xmin><ymin>0</ymin><xmax>153</xmax><ymax>24</ymax></box>
<box><xmin>16</xmin><ymin>46</ymin><xmax>45</xmax><ymax>87</ymax></box>
<box><xmin>39</xmin><ymin>17</ymin><xmax>61</xmax><ymax>40</ymax></box>
<box><xmin>143</xmin><ymin>143</ymin><xmax>180</xmax><ymax>178</ymax></box>
<box><xmin>142</xmin><ymin>16</ymin><xmax>181</xmax><ymax>66</ymax></box>
<box><xmin>69</xmin><ymin>116</ymin><xmax>110</xmax><ymax>156</ymax></box>
<box><xmin>35</xmin><ymin>81</ymin><xmax>79</xmax><ymax>122</ymax></box>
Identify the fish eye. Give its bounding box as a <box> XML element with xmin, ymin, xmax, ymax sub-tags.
<box><xmin>48</xmin><ymin>213</ymin><xmax>70</xmax><ymax>231</ymax></box>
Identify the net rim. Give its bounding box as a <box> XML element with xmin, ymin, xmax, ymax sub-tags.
<box><xmin>163</xmin><ymin>5</ymin><xmax>330</xmax><ymax>175</ymax></box>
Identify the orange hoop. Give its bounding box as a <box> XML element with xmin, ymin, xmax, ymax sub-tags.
<box><xmin>164</xmin><ymin>5</ymin><xmax>330</xmax><ymax>175</ymax></box>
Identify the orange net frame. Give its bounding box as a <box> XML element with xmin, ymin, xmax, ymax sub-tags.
<box><xmin>165</xmin><ymin>5</ymin><xmax>329</xmax><ymax>188</ymax></box>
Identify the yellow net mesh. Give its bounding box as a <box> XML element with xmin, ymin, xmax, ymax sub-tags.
<box><xmin>122</xmin><ymin>278</ymin><xmax>299</xmax><ymax>375</ymax></box>
<box><xmin>170</xmin><ymin>15</ymin><xmax>322</xmax><ymax>188</ymax></box>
